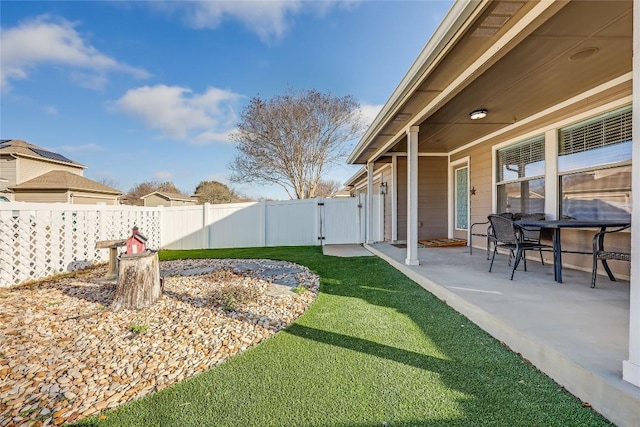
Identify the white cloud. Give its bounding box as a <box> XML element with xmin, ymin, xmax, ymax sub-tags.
<box><xmin>148</xmin><ymin>1</ymin><xmax>359</xmax><ymax>44</ymax></box>
<box><xmin>56</xmin><ymin>143</ymin><xmax>103</xmax><ymax>153</ymax></box>
<box><xmin>113</xmin><ymin>84</ymin><xmax>242</xmax><ymax>142</ymax></box>
<box><xmin>359</xmin><ymin>103</ymin><xmax>384</xmax><ymax>126</ymax></box>
<box><xmin>154</xmin><ymin>170</ymin><xmax>173</xmax><ymax>181</ymax></box>
<box><xmin>0</xmin><ymin>15</ymin><xmax>150</xmax><ymax>90</ymax></box>
<box><xmin>44</xmin><ymin>106</ymin><xmax>58</xmax><ymax>115</ymax></box>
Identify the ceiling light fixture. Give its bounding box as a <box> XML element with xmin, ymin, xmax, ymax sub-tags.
<box><xmin>469</xmin><ymin>109</ymin><xmax>488</xmax><ymax>120</ymax></box>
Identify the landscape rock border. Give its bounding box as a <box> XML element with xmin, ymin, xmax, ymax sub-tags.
<box><xmin>0</xmin><ymin>259</ymin><xmax>319</xmax><ymax>427</ymax></box>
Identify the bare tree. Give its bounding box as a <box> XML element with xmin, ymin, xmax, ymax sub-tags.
<box><xmin>96</xmin><ymin>177</ymin><xmax>121</xmax><ymax>190</ymax></box>
<box><xmin>194</xmin><ymin>180</ymin><xmax>252</xmax><ymax>204</ymax></box>
<box><xmin>229</xmin><ymin>89</ymin><xmax>365</xmax><ymax>199</ymax></box>
<box><xmin>123</xmin><ymin>181</ymin><xmax>183</xmax><ymax>206</ymax></box>
<box><xmin>314</xmin><ymin>179</ymin><xmax>342</xmax><ymax>198</ymax></box>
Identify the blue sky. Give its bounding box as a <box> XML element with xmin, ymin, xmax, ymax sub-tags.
<box><xmin>1</xmin><ymin>0</ymin><xmax>453</xmax><ymax>200</ymax></box>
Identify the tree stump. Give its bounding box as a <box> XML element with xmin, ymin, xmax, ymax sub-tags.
<box><xmin>111</xmin><ymin>251</ymin><xmax>161</xmax><ymax>311</ymax></box>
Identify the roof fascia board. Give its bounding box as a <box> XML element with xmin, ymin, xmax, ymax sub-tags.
<box><xmin>344</xmin><ymin>166</ymin><xmax>367</xmax><ymax>187</ymax></box>
<box><xmin>365</xmin><ymin>0</ymin><xmax>564</xmax><ymax>164</ymax></box>
<box><xmin>347</xmin><ymin>0</ymin><xmax>484</xmax><ymax>164</ymax></box>
<box><xmin>15</xmin><ymin>153</ymin><xmax>87</xmax><ymax>169</ymax></box>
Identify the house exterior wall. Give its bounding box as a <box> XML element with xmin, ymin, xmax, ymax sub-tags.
<box><xmin>144</xmin><ymin>194</ymin><xmax>171</xmax><ymax>207</ymax></box>
<box><xmin>450</xmin><ymin>89</ymin><xmax>632</xmax><ymax>279</ymax></box>
<box><xmin>170</xmin><ymin>200</ymin><xmax>196</xmax><ymax>207</ymax></box>
<box><xmin>418</xmin><ymin>157</ymin><xmax>448</xmax><ymax>240</ymax></box>
<box><xmin>71</xmin><ymin>192</ymin><xmax>119</xmax><ymax>205</ymax></box>
<box><xmin>397</xmin><ymin>158</ymin><xmax>407</xmax><ymax>240</ymax></box>
<box><xmin>0</xmin><ymin>156</ymin><xmax>17</xmax><ymax>190</ymax></box>
<box><xmin>18</xmin><ymin>157</ymin><xmax>83</xmax><ymax>184</ymax></box>
<box><xmin>382</xmin><ymin>167</ymin><xmax>393</xmax><ymax>241</ymax></box>
<box><xmin>14</xmin><ymin>190</ymin><xmax>69</xmax><ymax>203</ymax></box>
<box><xmin>394</xmin><ymin>156</ymin><xmax>448</xmax><ymax>241</ymax></box>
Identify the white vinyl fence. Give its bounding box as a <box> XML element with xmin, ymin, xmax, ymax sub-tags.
<box><xmin>0</xmin><ymin>197</ymin><xmax>364</xmax><ymax>287</ymax></box>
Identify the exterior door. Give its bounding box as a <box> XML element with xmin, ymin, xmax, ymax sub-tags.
<box><xmin>455</xmin><ymin>166</ymin><xmax>469</xmax><ymax>232</ymax></box>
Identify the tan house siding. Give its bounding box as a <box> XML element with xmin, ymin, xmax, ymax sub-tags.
<box><xmin>382</xmin><ymin>167</ymin><xmax>393</xmax><ymax>241</ymax></box>
<box><xmin>453</xmin><ymin>143</ymin><xmax>493</xmax><ymax>232</ymax></box>
<box><xmin>15</xmin><ymin>191</ymin><xmax>68</xmax><ymax>203</ymax></box>
<box><xmin>71</xmin><ymin>192</ymin><xmax>119</xmax><ymax>205</ymax></box>
<box><xmin>19</xmin><ymin>157</ymin><xmax>82</xmax><ymax>184</ymax></box>
<box><xmin>0</xmin><ymin>156</ymin><xmax>17</xmax><ymax>190</ymax></box>
<box><xmin>144</xmin><ymin>194</ymin><xmax>172</xmax><ymax>207</ymax></box>
<box><xmin>418</xmin><ymin>157</ymin><xmax>448</xmax><ymax>240</ymax></box>
<box><xmin>396</xmin><ymin>158</ymin><xmax>407</xmax><ymax>240</ymax></box>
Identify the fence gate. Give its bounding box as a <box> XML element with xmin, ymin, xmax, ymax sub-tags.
<box><xmin>318</xmin><ymin>197</ymin><xmax>364</xmax><ymax>245</ymax></box>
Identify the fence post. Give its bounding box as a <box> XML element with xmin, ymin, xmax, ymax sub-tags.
<box><xmin>316</xmin><ymin>197</ymin><xmax>322</xmax><ymax>246</ymax></box>
<box><xmin>261</xmin><ymin>200</ymin><xmax>267</xmax><ymax>247</ymax></box>
<box><xmin>98</xmin><ymin>204</ymin><xmax>106</xmax><ymax>244</ymax></box>
<box><xmin>203</xmin><ymin>203</ymin><xmax>211</xmax><ymax>249</ymax></box>
<box><xmin>157</xmin><ymin>205</ymin><xmax>164</xmax><ymax>249</ymax></box>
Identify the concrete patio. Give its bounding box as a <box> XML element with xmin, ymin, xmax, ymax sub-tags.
<box><xmin>366</xmin><ymin>242</ymin><xmax>640</xmax><ymax>427</ymax></box>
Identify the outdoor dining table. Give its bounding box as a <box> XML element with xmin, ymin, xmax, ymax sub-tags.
<box><xmin>515</xmin><ymin>219</ymin><xmax>632</xmax><ymax>283</ymax></box>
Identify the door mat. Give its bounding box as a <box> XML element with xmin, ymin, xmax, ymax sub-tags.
<box><xmin>418</xmin><ymin>238</ymin><xmax>467</xmax><ymax>248</ymax></box>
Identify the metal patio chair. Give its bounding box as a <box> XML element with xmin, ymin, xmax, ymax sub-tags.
<box><xmin>470</xmin><ymin>212</ymin><xmax>514</xmax><ymax>259</ymax></box>
<box><xmin>519</xmin><ymin>213</ymin><xmax>546</xmax><ymax>264</ymax></box>
<box><xmin>488</xmin><ymin>214</ymin><xmax>552</xmax><ymax>280</ymax></box>
<box><xmin>591</xmin><ymin>225</ymin><xmax>631</xmax><ymax>288</ymax></box>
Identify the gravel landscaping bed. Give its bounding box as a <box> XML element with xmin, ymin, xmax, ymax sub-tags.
<box><xmin>0</xmin><ymin>259</ymin><xmax>319</xmax><ymax>427</ymax></box>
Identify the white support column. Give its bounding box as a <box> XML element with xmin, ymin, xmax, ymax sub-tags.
<box><xmin>392</xmin><ymin>155</ymin><xmax>398</xmax><ymax>241</ymax></box>
<box><xmin>366</xmin><ymin>162</ymin><xmax>374</xmax><ymax>244</ymax></box>
<box><xmin>623</xmin><ymin>1</ymin><xmax>640</xmax><ymax>388</ymax></box>
<box><xmin>406</xmin><ymin>126</ymin><xmax>420</xmax><ymax>265</ymax></box>
<box><xmin>544</xmin><ymin>129</ymin><xmax>559</xmax><ymax>220</ymax></box>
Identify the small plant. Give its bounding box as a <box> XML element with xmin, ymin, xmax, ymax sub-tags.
<box><xmin>210</xmin><ymin>281</ymin><xmax>259</xmax><ymax>312</ymax></box>
<box><xmin>48</xmin><ymin>301</ymin><xmax>61</xmax><ymax>306</ymax></box>
<box><xmin>20</xmin><ymin>408</ymin><xmax>37</xmax><ymax>417</ymax></box>
<box><xmin>129</xmin><ymin>324</ymin><xmax>149</xmax><ymax>334</ymax></box>
<box><xmin>292</xmin><ymin>285</ymin><xmax>306</xmax><ymax>295</ymax></box>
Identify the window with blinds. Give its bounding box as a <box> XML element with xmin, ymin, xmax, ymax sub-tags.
<box><xmin>558</xmin><ymin>106</ymin><xmax>633</xmax><ymax>220</ymax></box>
<box><xmin>496</xmin><ymin>136</ymin><xmax>545</xmax><ymax>214</ymax></box>
<box><xmin>496</xmin><ymin>136</ymin><xmax>545</xmax><ymax>183</ymax></box>
<box><xmin>558</xmin><ymin>107</ymin><xmax>632</xmax><ymax>172</ymax></box>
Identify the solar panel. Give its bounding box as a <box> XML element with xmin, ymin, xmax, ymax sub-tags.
<box><xmin>0</xmin><ymin>140</ymin><xmax>10</xmax><ymax>144</ymax></box>
<box><xmin>29</xmin><ymin>147</ymin><xmax>73</xmax><ymax>163</ymax></box>
<box><xmin>0</xmin><ymin>144</ymin><xmax>9</xmax><ymax>150</ymax></box>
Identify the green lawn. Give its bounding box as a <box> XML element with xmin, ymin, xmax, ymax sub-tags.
<box><xmin>76</xmin><ymin>246</ymin><xmax>612</xmax><ymax>426</ymax></box>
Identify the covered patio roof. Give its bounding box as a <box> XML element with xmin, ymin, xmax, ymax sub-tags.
<box><xmin>348</xmin><ymin>0</ymin><xmax>633</xmax><ymax>163</ymax></box>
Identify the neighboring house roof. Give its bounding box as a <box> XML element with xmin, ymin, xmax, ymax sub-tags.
<box><xmin>141</xmin><ymin>191</ymin><xmax>195</xmax><ymax>202</ymax></box>
<box><xmin>0</xmin><ymin>139</ymin><xmax>85</xmax><ymax>168</ymax></box>
<box><xmin>10</xmin><ymin>170</ymin><xmax>121</xmax><ymax>194</ymax></box>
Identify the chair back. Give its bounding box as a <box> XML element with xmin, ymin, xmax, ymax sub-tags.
<box><xmin>488</xmin><ymin>214</ymin><xmax>518</xmax><ymax>244</ymax></box>
<box><xmin>520</xmin><ymin>213</ymin><xmax>545</xmax><ymax>241</ymax></box>
<box><xmin>498</xmin><ymin>212</ymin><xmax>515</xmax><ymax>220</ymax></box>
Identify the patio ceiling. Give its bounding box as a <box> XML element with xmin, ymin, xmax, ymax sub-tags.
<box><xmin>350</xmin><ymin>0</ymin><xmax>633</xmax><ymax>163</ymax></box>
